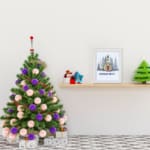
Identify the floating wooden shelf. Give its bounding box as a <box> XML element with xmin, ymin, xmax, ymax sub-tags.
<box><xmin>59</xmin><ymin>83</ymin><xmax>150</xmax><ymax>88</ymax></box>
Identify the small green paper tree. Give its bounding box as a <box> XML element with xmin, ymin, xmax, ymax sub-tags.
<box><xmin>133</xmin><ymin>60</ymin><xmax>150</xmax><ymax>84</ymax></box>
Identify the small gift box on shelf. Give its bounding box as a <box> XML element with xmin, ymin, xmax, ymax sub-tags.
<box><xmin>19</xmin><ymin>135</ymin><xmax>39</xmax><ymax>149</ymax></box>
<box><xmin>44</xmin><ymin>131</ymin><xmax>68</xmax><ymax>146</ymax></box>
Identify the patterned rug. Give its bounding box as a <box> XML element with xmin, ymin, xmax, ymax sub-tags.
<box><xmin>1</xmin><ymin>135</ymin><xmax>150</xmax><ymax>150</ymax></box>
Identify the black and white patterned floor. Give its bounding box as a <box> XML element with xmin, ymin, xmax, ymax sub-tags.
<box><xmin>1</xmin><ymin>135</ymin><xmax>150</xmax><ymax>150</ymax></box>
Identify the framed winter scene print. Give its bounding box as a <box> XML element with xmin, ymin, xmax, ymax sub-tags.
<box><xmin>94</xmin><ymin>48</ymin><xmax>122</xmax><ymax>83</ymax></box>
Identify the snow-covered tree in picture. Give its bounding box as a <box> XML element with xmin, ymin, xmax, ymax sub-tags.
<box><xmin>97</xmin><ymin>63</ymin><xmax>101</xmax><ymax>71</ymax></box>
<box><xmin>101</xmin><ymin>57</ymin><xmax>105</xmax><ymax>70</ymax></box>
<box><xmin>110</xmin><ymin>57</ymin><xmax>113</xmax><ymax>66</ymax></box>
<box><xmin>113</xmin><ymin>58</ymin><xmax>118</xmax><ymax>71</ymax></box>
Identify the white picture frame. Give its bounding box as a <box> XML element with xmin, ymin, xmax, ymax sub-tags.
<box><xmin>94</xmin><ymin>48</ymin><xmax>122</xmax><ymax>83</ymax></box>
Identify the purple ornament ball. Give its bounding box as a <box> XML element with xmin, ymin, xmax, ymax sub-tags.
<box><xmin>28</xmin><ymin>133</ymin><xmax>35</xmax><ymax>140</ymax></box>
<box><xmin>15</xmin><ymin>79</ymin><xmax>21</xmax><ymax>85</ymax></box>
<box><xmin>49</xmin><ymin>127</ymin><xmax>56</xmax><ymax>134</ymax></box>
<box><xmin>40</xmin><ymin>72</ymin><xmax>46</xmax><ymax>77</ymax></box>
<box><xmin>23</xmin><ymin>85</ymin><xmax>29</xmax><ymax>91</ymax></box>
<box><xmin>31</xmin><ymin>79</ymin><xmax>39</xmax><ymax>86</ymax></box>
<box><xmin>53</xmin><ymin>113</ymin><xmax>60</xmax><ymax>120</ymax></box>
<box><xmin>39</xmin><ymin>89</ymin><xmax>45</xmax><ymax>95</ymax></box>
<box><xmin>48</xmin><ymin>91</ymin><xmax>52</xmax><ymax>97</ymax></box>
<box><xmin>36</xmin><ymin>113</ymin><xmax>43</xmax><ymax>121</ymax></box>
<box><xmin>7</xmin><ymin>108</ymin><xmax>14</xmax><ymax>113</ymax></box>
<box><xmin>22</xmin><ymin>68</ymin><xmax>28</xmax><ymax>75</ymax></box>
<box><xmin>29</xmin><ymin>104</ymin><xmax>36</xmax><ymax>111</ymax></box>
<box><xmin>10</xmin><ymin>127</ymin><xmax>18</xmax><ymax>134</ymax></box>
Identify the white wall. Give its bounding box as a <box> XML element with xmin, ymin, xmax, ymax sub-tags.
<box><xmin>0</xmin><ymin>0</ymin><xmax>150</xmax><ymax>135</ymax></box>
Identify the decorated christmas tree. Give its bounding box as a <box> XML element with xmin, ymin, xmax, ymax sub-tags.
<box><xmin>0</xmin><ymin>36</ymin><xmax>67</xmax><ymax>143</ymax></box>
<box><xmin>133</xmin><ymin>60</ymin><xmax>150</xmax><ymax>84</ymax></box>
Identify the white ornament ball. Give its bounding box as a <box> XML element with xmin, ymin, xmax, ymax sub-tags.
<box><xmin>27</xmin><ymin>120</ymin><xmax>35</xmax><ymax>128</ymax></box>
<box><xmin>52</xmin><ymin>96</ymin><xmax>58</xmax><ymax>103</ymax></box>
<box><xmin>20</xmin><ymin>80</ymin><xmax>26</xmax><ymax>86</ymax></box>
<box><xmin>17</xmin><ymin>112</ymin><xmax>24</xmax><ymax>119</ymax></box>
<box><xmin>17</xmin><ymin>105</ymin><xmax>23</xmax><ymax>112</ymax></box>
<box><xmin>45</xmin><ymin>114</ymin><xmax>52</xmax><ymax>122</ymax></box>
<box><xmin>19</xmin><ymin>128</ymin><xmax>27</xmax><ymax>137</ymax></box>
<box><xmin>34</xmin><ymin>97</ymin><xmax>41</xmax><ymax>104</ymax></box>
<box><xmin>32</xmin><ymin>68</ymin><xmax>39</xmax><ymax>75</ymax></box>
<box><xmin>40</xmin><ymin>104</ymin><xmax>47</xmax><ymax>111</ymax></box>
<box><xmin>2</xmin><ymin>127</ymin><xmax>10</xmax><ymax>138</ymax></box>
<box><xmin>26</xmin><ymin>89</ymin><xmax>34</xmax><ymax>96</ymax></box>
<box><xmin>39</xmin><ymin>130</ymin><xmax>47</xmax><ymax>138</ymax></box>
<box><xmin>59</xmin><ymin>118</ymin><xmax>65</xmax><ymax>125</ymax></box>
<box><xmin>10</xmin><ymin>119</ymin><xmax>17</xmax><ymax>126</ymax></box>
<box><xmin>15</xmin><ymin>95</ymin><xmax>22</xmax><ymax>102</ymax></box>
